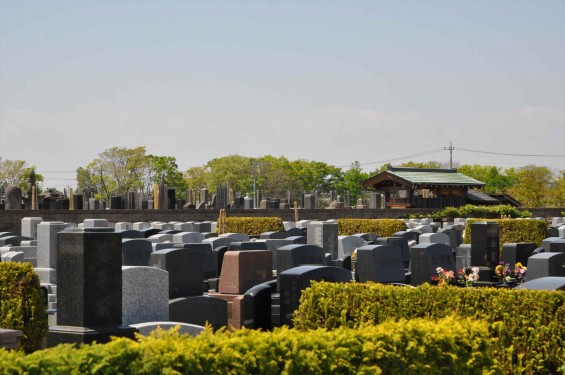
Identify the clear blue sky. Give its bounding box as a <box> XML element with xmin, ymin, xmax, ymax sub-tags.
<box><xmin>1</xmin><ymin>0</ymin><xmax>564</xmax><ymax>190</ymax></box>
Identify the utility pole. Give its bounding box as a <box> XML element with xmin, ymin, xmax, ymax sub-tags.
<box><xmin>444</xmin><ymin>141</ymin><xmax>455</xmax><ymax>169</ymax></box>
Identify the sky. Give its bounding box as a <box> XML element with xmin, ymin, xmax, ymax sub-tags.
<box><xmin>1</xmin><ymin>0</ymin><xmax>564</xmax><ymax>190</ymax></box>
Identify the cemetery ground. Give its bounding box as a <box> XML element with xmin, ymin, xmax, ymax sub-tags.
<box><xmin>0</xmin><ymin>215</ymin><xmax>564</xmax><ymax>374</ymax></box>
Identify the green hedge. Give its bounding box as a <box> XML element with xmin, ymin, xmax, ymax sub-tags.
<box><xmin>0</xmin><ymin>262</ymin><xmax>48</xmax><ymax>353</ymax></box>
<box><xmin>337</xmin><ymin>219</ymin><xmax>407</xmax><ymax>237</ymax></box>
<box><xmin>410</xmin><ymin>204</ymin><xmax>531</xmax><ymax>221</ymax></box>
<box><xmin>0</xmin><ymin>317</ymin><xmax>498</xmax><ymax>374</ymax></box>
<box><xmin>293</xmin><ymin>282</ymin><xmax>565</xmax><ymax>375</ymax></box>
<box><xmin>462</xmin><ymin>218</ymin><xmax>548</xmax><ymax>252</ymax></box>
<box><xmin>217</xmin><ymin>217</ymin><xmax>284</xmax><ymax>236</ymax></box>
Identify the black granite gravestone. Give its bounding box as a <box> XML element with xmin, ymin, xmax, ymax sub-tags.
<box><xmin>279</xmin><ymin>265</ymin><xmax>352</xmax><ymax>326</ymax></box>
<box><xmin>122</xmin><ymin>239</ymin><xmax>153</xmax><ymax>266</ymax></box>
<box><xmin>276</xmin><ymin>244</ymin><xmax>326</xmax><ymax>284</ymax></box>
<box><xmin>169</xmin><ymin>296</ymin><xmax>227</xmax><ymax>331</ymax></box>
<box><xmin>393</xmin><ymin>231</ymin><xmax>420</xmax><ymax>244</ymax></box>
<box><xmin>549</xmin><ymin>239</ymin><xmax>565</xmax><ymax>252</ymax></box>
<box><xmin>118</xmin><ymin>229</ymin><xmax>145</xmax><ymax>239</ymax></box>
<box><xmin>150</xmin><ymin>248</ymin><xmax>204</xmax><ymax>298</ymax></box>
<box><xmin>386</xmin><ymin>237</ymin><xmax>411</xmax><ymax>268</ymax></box>
<box><xmin>229</xmin><ymin>242</ymin><xmax>268</xmax><ymax>251</ymax></box>
<box><xmin>47</xmin><ymin>228</ymin><xmax>136</xmax><ymax>346</ymax></box>
<box><xmin>410</xmin><ymin>243</ymin><xmax>456</xmax><ymax>286</ymax></box>
<box><xmin>501</xmin><ymin>242</ymin><xmax>537</xmax><ymax>268</ymax></box>
<box><xmin>356</xmin><ymin>245</ymin><xmax>406</xmax><ymax>284</ymax></box>
<box><xmin>515</xmin><ymin>276</ymin><xmax>565</xmax><ymax>291</ymax></box>
<box><xmin>470</xmin><ymin>222</ymin><xmax>499</xmax><ymax>267</ymax></box>
<box><xmin>243</xmin><ymin>283</ymin><xmax>273</xmax><ymax>330</ymax></box>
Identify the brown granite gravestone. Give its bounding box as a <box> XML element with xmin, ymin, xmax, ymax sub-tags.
<box><xmin>218</xmin><ymin>250</ymin><xmax>273</xmax><ymax>294</ymax></box>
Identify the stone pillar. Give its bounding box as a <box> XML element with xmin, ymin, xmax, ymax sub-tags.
<box><xmin>5</xmin><ymin>186</ymin><xmax>22</xmax><ymax>210</ymax></box>
<box><xmin>47</xmin><ymin>228</ymin><xmax>136</xmax><ymax>346</ymax></box>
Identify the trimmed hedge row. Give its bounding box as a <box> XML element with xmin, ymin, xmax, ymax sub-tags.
<box><xmin>217</xmin><ymin>217</ymin><xmax>284</xmax><ymax>236</ymax></box>
<box><xmin>462</xmin><ymin>218</ymin><xmax>548</xmax><ymax>252</ymax></box>
<box><xmin>410</xmin><ymin>204</ymin><xmax>531</xmax><ymax>221</ymax></box>
<box><xmin>337</xmin><ymin>219</ymin><xmax>407</xmax><ymax>237</ymax></box>
<box><xmin>0</xmin><ymin>262</ymin><xmax>48</xmax><ymax>353</ymax></box>
<box><xmin>0</xmin><ymin>317</ymin><xmax>499</xmax><ymax>374</ymax></box>
<box><xmin>293</xmin><ymin>282</ymin><xmax>565</xmax><ymax>375</ymax></box>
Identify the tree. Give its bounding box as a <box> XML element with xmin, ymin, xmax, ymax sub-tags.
<box><xmin>457</xmin><ymin>164</ymin><xmax>514</xmax><ymax>194</ymax></box>
<box><xmin>0</xmin><ymin>158</ymin><xmax>43</xmax><ymax>193</ymax></box>
<box><xmin>205</xmin><ymin>155</ymin><xmax>255</xmax><ymax>194</ymax></box>
<box><xmin>145</xmin><ymin>155</ymin><xmax>187</xmax><ymax>198</ymax></box>
<box><xmin>290</xmin><ymin>159</ymin><xmax>342</xmax><ymax>193</ymax></box>
<box><xmin>506</xmin><ymin>165</ymin><xmax>553</xmax><ymax>207</ymax></box>
<box><xmin>548</xmin><ymin>170</ymin><xmax>565</xmax><ymax>207</ymax></box>
<box><xmin>335</xmin><ymin>161</ymin><xmax>370</xmax><ymax>204</ymax></box>
<box><xmin>184</xmin><ymin>166</ymin><xmax>209</xmax><ymax>190</ymax></box>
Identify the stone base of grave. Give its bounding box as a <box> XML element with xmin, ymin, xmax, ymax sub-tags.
<box><xmin>47</xmin><ymin>325</ymin><xmax>137</xmax><ymax>347</ymax></box>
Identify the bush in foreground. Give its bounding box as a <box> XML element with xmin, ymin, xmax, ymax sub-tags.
<box><xmin>0</xmin><ymin>317</ymin><xmax>498</xmax><ymax>374</ymax></box>
<box><xmin>293</xmin><ymin>282</ymin><xmax>565</xmax><ymax>375</ymax></box>
<box><xmin>0</xmin><ymin>262</ymin><xmax>47</xmax><ymax>353</ymax></box>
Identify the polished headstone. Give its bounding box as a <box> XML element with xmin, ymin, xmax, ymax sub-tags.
<box><xmin>169</xmin><ymin>296</ymin><xmax>227</xmax><ymax>331</ymax></box>
<box><xmin>410</xmin><ymin>243</ymin><xmax>455</xmax><ymax>286</ymax></box>
<box><xmin>122</xmin><ymin>266</ymin><xmax>169</xmax><ymax>325</ymax></box>
<box><xmin>356</xmin><ymin>245</ymin><xmax>406</xmax><ymax>283</ymax></box>
<box><xmin>150</xmin><ymin>248</ymin><xmax>204</xmax><ymax>298</ymax></box>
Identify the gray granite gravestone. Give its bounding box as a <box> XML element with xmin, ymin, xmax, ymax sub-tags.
<box><xmin>36</xmin><ymin>221</ymin><xmax>69</xmax><ymax>284</ymax></box>
<box><xmin>524</xmin><ymin>252</ymin><xmax>565</xmax><ymax>281</ymax></box>
<box><xmin>501</xmin><ymin>243</ymin><xmax>537</xmax><ymax>268</ymax></box>
<box><xmin>21</xmin><ymin>217</ymin><xmax>43</xmax><ymax>240</ymax></box>
<box><xmin>47</xmin><ymin>228</ymin><xmax>136</xmax><ymax>346</ymax></box>
<box><xmin>122</xmin><ymin>266</ymin><xmax>169</xmax><ymax>325</ymax></box>
<box><xmin>356</xmin><ymin>245</ymin><xmax>406</xmax><ymax>284</ymax></box>
<box><xmin>173</xmin><ymin>232</ymin><xmax>205</xmax><ymax>244</ymax></box>
<box><xmin>410</xmin><ymin>243</ymin><xmax>455</xmax><ymax>286</ymax></box>
<box><xmin>515</xmin><ymin>277</ymin><xmax>565</xmax><ymax>291</ymax></box>
<box><xmin>337</xmin><ymin>235</ymin><xmax>365</xmax><ymax>259</ymax></box>
<box><xmin>307</xmin><ymin>221</ymin><xmax>338</xmax><ymax>259</ymax></box>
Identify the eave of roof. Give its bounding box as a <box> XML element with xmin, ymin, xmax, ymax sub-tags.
<box><xmin>361</xmin><ymin>167</ymin><xmax>485</xmax><ymax>189</ymax></box>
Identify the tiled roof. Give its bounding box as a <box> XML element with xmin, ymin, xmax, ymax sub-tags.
<box><xmin>387</xmin><ymin>168</ymin><xmax>485</xmax><ymax>186</ymax></box>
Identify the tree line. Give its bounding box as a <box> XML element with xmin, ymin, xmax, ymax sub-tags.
<box><xmin>1</xmin><ymin>147</ymin><xmax>564</xmax><ymax>208</ymax></box>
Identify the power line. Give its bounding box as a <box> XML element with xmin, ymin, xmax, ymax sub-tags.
<box><xmin>337</xmin><ymin>148</ymin><xmax>443</xmax><ymax>168</ymax></box>
<box><xmin>444</xmin><ymin>141</ymin><xmax>454</xmax><ymax>169</ymax></box>
<box><xmin>458</xmin><ymin>147</ymin><xmax>565</xmax><ymax>158</ymax></box>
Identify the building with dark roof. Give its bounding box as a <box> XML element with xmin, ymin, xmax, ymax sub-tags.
<box><xmin>361</xmin><ymin>167</ymin><xmax>486</xmax><ymax>209</ymax></box>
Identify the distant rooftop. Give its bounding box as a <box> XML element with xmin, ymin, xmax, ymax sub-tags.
<box><xmin>362</xmin><ymin>167</ymin><xmax>486</xmax><ymax>188</ymax></box>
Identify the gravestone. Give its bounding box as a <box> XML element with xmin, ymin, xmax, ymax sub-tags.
<box><xmin>193</xmin><ymin>222</ymin><xmax>212</xmax><ymax>233</ymax></box>
<box><xmin>216</xmin><ymin>185</ymin><xmax>229</xmax><ymax>210</ymax></box>
<box><xmin>228</xmin><ymin>242</ymin><xmax>268</xmax><ymax>251</ymax></box>
<box><xmin>4</xmin><ymin>186</ymin><xmax>22</xmax><ymax>209</ymax></box>
<box><xmin>368</xmin><ymin>192</ymin><xmax>382</xmax><ymax>209</ymax></box>
<box><xmin>279</xmin><ymin>266</ymin><xmax>352</xmax><ymax>326</ymax></box>
<box><xmin>419</xmin><ymin>232</ymin><xmax>450</xmax><ymax>247</ymax></box>
<box><xmin>243</xmin><ymin>283</ymin><xmax>273</xmax><ymax>330</ymax></box>
<box><xmin>133</xmin><ymin>222</ymin><xmax>151</xmax><ymax>231</ymax></box>
<box><xmin>173</xmin><ymin>232</ymin><xmax>205</xmax><ymax>244</ymax></box>
<box><xmin>169</xmin><ymin>296</ymin><xmax>227</xmax><ymax>331</ymax></box>
<box><xmin>218</xmin><ymin>250</ymin><xmax>273</xmax><ymax>294</ymax></box>
<box><xmin>439</xmin><ymin>226</ymin><xmax>463</xmax><ymax>250</ymax></box>
<box><xmin>524</xmin><ymin>252</ymin><xmax>565</xmax><ymax>281</ymax></box>
<box><xmin>220</xmin><ymin>233</ymin><xmax>250</xmax><ymax>242</ymax></box>
<box><xmin>118</xmin><ymin>230</ymin><xmax>144</xmax><ymax>239</ymax></box>
<box><xmin>500</xmin><ymin>243</ymin><xmax>537</xmax><ymax>268</ymax></box>
<box><xmin>174</xmin><ymin>222</ymin><xmax>193</xmax><ymax>232</ymax></box>
<box><xmin>115</xmin><ymin>222</ymin><xmax>133</xmax><ymax>231</ymax></box>
<box><xmin>455</xmin><ymin>244</ymin><xmax>472</xmax><ymax>270</ymax></box>
<box><xmin>122</xmin><ymin>266</ymin><xmax>169</xmax><ymax>325</ymax></box>
<box><xmin>83</xmin><ymin>218</ymin><xmax>110</xmax><ymax>228</ymax></box>
<box><xmin>356</xmin><ymin>245</ymin><xmax>406</xmax><ymax>284</ymax></box>
<box><xmin>149</xmin><ymin>248</ymin><xmax>204</xmax><ymax>298</ymax></box>
<box><xmin>393</xmin><ymin>231</ymin><xmax>420</xmax><ymax>244</ymax></box>
<box><xmin>470</xmin><ymin>222</ymin><xmax>499</xmax><ymax>267</ymax></box>
<box><xmin>213</xmin><ymin>246</ymin><xmax>229</xmax><ymax>278</ymax></box>
<box><xmin>386</xmin><ymin>237</ymin><xmax>411</xmax><ymax>268</ymax></box>
<box><xmin>276</xmin><ymin>244</ymin><xmax>326</xmax><ymax>282</ymax></box>
<box><xmin>542</xmin><ymin>237</ymin><xmax>561</xmax><ymax>252</ymax></box>
<box><xmin>303</xmin><ymin>194</ymin><xmax>315</xmax><ymax>209</ymax></box>
<box><xmin>516</xmin><ymin>277</ymin><xmax>565</xmax><ymax>291</ymax></box>
<box><xmin>549</xmin><ymin>239</ymin><xmax>565</xmax><ymax>252</ymax></box>
<box><xmin>21</xmin><ymin>217</ymin><xmax>43</xmax><ymax>240</ymax></box>
<box><xmin>147</xmin><ymin>233</ymin><xmax>174</xmax><ymax>243</ymax></box>
<box><xmin>337</xmin><ymin>235</ymin><xmax>365</xmax><ymax>259</ymax></box>
<box><xmin>131</xmin><ymin>322</ymin><xmax>204</xmax><ymax>337</ymax></box>
<box><xmin>122</xmin><ymin>239</ymin><xmax>153</xmax><ymax>266</ymax></box>
<box><xmin>410</xmin><ymin>243</ymin><xmax>455</xmax><ymax>286</ymax></box>
<box><xmin>203</xmin><ymin>236</ymin><xmax>236</xmax><ymax>250</ymax></box>
<box><xmin>47</xmin><ymin>228</ymin><xmax>136</xmax><ymax>346</ymax></box>
<box><xmin>36</xmin><ymin>221</ymin><xmax>69</xmax><ymax>284</ymax></box>
<box><xmin>307</xmin><ymin>221</ymin><xmax>338</xmax><ymax>259</ymax></box>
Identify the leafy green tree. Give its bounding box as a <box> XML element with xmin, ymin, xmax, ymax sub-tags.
<box><xmin>548</xmin><ymin>170</ymin><xmax>565</xmax><ymax>207</ymax></box>
<box><xmin>146</xmin><ymin>155</ymin><xmax>187</xmax><ymax>198</ymax></box>
<box><xmin>506</xmin><ymin>165</ymin><xmax>553</xmax><ymax>207</ymax></box>
<box><xmin>0</xmin><ymin>158</ymin><xmax>43</xmax><ymax>193</ymax></box>
<box><xmin>205</xmin><ymin>155</ymin><xmax>255</xmax><ymax>194</ymax></box>
<box><xmin>399</xmin><ymin>161</ymin><xmax>445</xmax><ymax>169</ymax></box>
<box><xmin>289</xmin><ymin>159</ymin><xmax>342</xmax><ymax>193</ymax></box>
<box><xmin>457</xmin><ymin>164</ymin><xmax>514</xmax><ymax>194</ymax></box>
<box><xmin>335</xmin><ymin>161</ymin><xmax>370</xmax><ymax>204</ymax></box>
<box><xmin>184</xmin><ymin>166</ymin><xmax>209</xmax><ymax>190</ymax></box>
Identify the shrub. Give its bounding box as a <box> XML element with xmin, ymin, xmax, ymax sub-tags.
<box><xmin>337</xmin><ymin>219</ymin><xmax>407</xmax><ymax>237</ymax></box>
<box><xmin>294</xmin><ymin>282</ymin><xmax>565</xmax><ymax>375</ymax></box>
<box><xmin>462</xmin><ymin>218</ymin><xmax>548</xmax><ymax>252</ymax></box>
<box><xmin>217</xmin><ymin>217</ymin><xmax>284</xmax><ymax>236</ymax></box>
<box><xmin>0</xmin><ymin>262</ymin><xmax>48</xmax><ymax>353</ymax></box>
<box><xmin>410</xmin><ymin>204</ymin><xmax>531</xmax><ymax>221</ymax></box>
<box><xmin>0</xmin><ymin>317</ymin><xmax>499</xmax><ymax>374</ymax></box>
